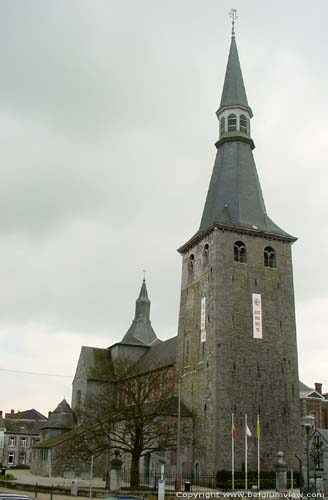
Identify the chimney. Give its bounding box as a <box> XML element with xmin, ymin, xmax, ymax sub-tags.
<box><xmin>10</xmin><ymin>409</ymin><xmax>15</xmax><ymax>414</ymax></box>
<box><xmin>315</xmin><ymin>383</ymin><xmax>322</xmax><ymax>394</ymax></box>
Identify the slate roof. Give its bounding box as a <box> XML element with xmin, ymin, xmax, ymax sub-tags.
<box><xmin>34</xmin><ymin>427</ymin><xmax>80</xmax><ymax>449</ymax></box>
<box><xmin>121</xmin><ymin>279</ymin><xmax>158</xmax><ymax>346</ymax></box>
<box><xmin>179</xmin><ymin>36</ymin><xmax>295</xmax><ymax>252</ymax></box>
<box><xmin>133</xmin><ymin>336</ymin><xmax>177</xmax><ymax>374</ymax></box>
<box><xmin>5</xmin><ymin>409</ymin><xmax>46</xmax><ymax>420</ymax></box>
<box><xmin>198</xmin><ymin>140</ymin><xmax>294</xmax><ymax>239</ymax></box>
<box><xmin>78</xmin><ymin>346</ymin><xmax>113</xmax><ymax>381</ymax></box>
<box><xmin>315</xmin><ymin>429</ymin><xmax>328</xmax><ymax>444</ymax></box>
<box><xmin>218</xmin><ymin>36</ymin><xmax>252</xmax><ymax>116</ymax></box>
<box><xmin>4</xmin><ymin>419</ymin><xmax>44</xmax><ymax>435</ymax></box>
<box><xmin>40</xmin><ymin>399</ymin><xmax>76</xmax><ymax>431</ymax></box>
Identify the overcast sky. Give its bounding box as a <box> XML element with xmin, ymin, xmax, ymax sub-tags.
<box><xmin>0</xmin><ymin>0</ymin><xmax>327</xmax><ymax>416</ymax></box>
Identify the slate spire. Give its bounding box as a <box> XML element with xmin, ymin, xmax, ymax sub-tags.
<box><xmin>178</xmin><ymin>33</ymin><xmax>295</xmax><ymax>250</ymax></box>
<box><xmin>121</xmin><ymin>279</ymin><xmax>158</xmax><ymax>346</ymax></box>
<box><xmin>218</xmin><ymin>36</ymin><xmax>252</xmax><ymax>117</ymax></box>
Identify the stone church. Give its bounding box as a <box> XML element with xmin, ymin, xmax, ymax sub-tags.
<box><xmin>37</xmin><ymin>29</ymin><xmax>303</xmax><ymax>478</ymax></box>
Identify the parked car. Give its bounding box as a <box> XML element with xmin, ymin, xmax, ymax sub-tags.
<box><xmin>0</xmin><ymin>494</ymin><xmax>35</xmax><ymax>500</ymax></box>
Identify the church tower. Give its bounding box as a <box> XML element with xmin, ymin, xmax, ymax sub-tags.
<box><xmin>176</xmin><ymin>25</ymin><xmax>302</xmax><ymax>473</ymax></box>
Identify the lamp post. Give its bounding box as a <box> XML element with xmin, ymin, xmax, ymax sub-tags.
<box><xmin>302</xmin><ymin>415</ymin><xmax>315</xmax><ymax>493</ymax></box>
<box><xmin>176</xmin><ymin>375</ymin><xmax>182</xmax><ymax>490</ymax></box>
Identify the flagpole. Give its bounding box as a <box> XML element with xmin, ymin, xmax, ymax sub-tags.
<box><xmin>232</xmin><ymin>413</ymin><xmax>235</xmax><ymax>491</ymax></box>
<box><xmin>245</xmin><ymin>413</ymin><xmax>248</xmax><ymax>491</ymax></box>
<box><xmin>257</xmin><ymin>414</ymin><xmax>260</xmax><ymax>491</ymax></box>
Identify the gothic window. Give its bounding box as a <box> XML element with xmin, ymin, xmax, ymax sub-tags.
<box><xmin>240</xmin><ymin>114</ymin><xmax>248</xmax><ymax>133</ymax></box>
<box><xmin>234</xmin><ymin>241</ymin><xmax>247</xmax><ymax>263</ymax></box>
<box><xmin>264</xmin><ymin>246</ymin><xmax>276</xmax><ymax>268</ymax></box>
<box><xmin>228</xmin><ymin>113</ymin><xmax>237</xmax><ymax>131</ymax></box>
<box><xmin>188</xmin><ymin>254</ymin><xmax>195</xmax><ymax>276</ymax></box>
<box><xmin>220</xmin><ymin>116</ymin><xmax>225</xmax><ymax>136</ymax></box>
<box><xmin>203</xmin><ymin>244</ymin><xmax>209</xmax><ymax>266</ymax></box>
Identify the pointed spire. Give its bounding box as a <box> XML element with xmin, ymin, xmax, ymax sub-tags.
<box><xmin>178</xmin><ymin>26</ymin><xmax>295</xmax><ymax>253</ymax></box>
<box><xmin>218</xmin><ymin>35</ymin><xmax>252</xmax><ymax>117</ymax></box>
<box><xmin>135</xmin><ymin>278</ymin><xmax>150</xmax><ymax>319</ymax></box>
<box><xmin>121</xmin><ymin>278</ymin><xmax>158</xmax><ymax>346</ymax></box>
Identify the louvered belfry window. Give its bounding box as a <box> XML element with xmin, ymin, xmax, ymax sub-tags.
<box><xmin>228</xmin><ymin>113</ymin><xmax>237</xmax><ymax>131</ymax></box>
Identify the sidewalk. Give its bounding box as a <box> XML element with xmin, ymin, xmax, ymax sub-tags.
<box><xmin>9</xmin><ymin>470</ymin><xmax>106</xmax><ymax>489</ymax></box>
<box><xmin>0</xmin><ymin>485</ymin><xmax>92</xmax><ymax>500</ymax></box>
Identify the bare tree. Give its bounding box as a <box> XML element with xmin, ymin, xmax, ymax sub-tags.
<box><xmin>71</xmin><ymin>359</ymin><xmax>184</xmax><ymax>488</ymax></box>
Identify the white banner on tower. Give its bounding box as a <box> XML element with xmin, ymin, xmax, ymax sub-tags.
<box><xmin>252</xmin><ymin>293</ymin><xmax>262</xmax><ymax>339</ymax></box>
<box><xmin>200</xmin><ymin>297</ymin><xmax>206</xmax><ymax>342</ymax></box>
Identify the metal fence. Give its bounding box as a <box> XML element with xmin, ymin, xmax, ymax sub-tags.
<box><xmin>119</xmin><ymin>472</ymin><xmax>219</xmax><ymax>492</ymax></box>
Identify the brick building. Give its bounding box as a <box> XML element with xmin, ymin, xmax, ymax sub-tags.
<box><xmin>300</xmin><ymin>382</ymin><xmax>328</xmax><ymax>429</ymax></box>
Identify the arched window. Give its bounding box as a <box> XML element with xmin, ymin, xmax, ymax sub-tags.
<box><xmin>240</xmin><ymin>114</ymin><xmax>248</xmax><ymax>134</ymax></box>
<box><xmin>188</xmin><ymin>254</ymin><xmax>195</xmax><ymax>275</ymax></box>
<box><xmin>228</xmin><ymin>113</ymin><xmax>237</xmax><ymax>131</ymax></box>
<box><xmin>264</xmin><ymin>246</ymin><xmax>276</xmax><ymax>268</ymax></box>
<box><xmin>220</xmin><ymin>116</ymin><xmax>225</xmax><ymax>136</ymax></box>
<box><xmin>194</xmin><ymin>462</ymin><xmax>201</xmax><ymax>481</ymax></box>
<box><xmin>234</xmin><ymin>241</ymin><xmax>247</xmax><ymax>263</ymax></box>
<box><xmin>203</xmin><ymin>244</ymin><xmax>209</xmax><ymax>266</ymax></box>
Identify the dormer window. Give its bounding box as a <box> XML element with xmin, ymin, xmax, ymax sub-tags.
<box><xmin>240</xmin><ymin>114</ymin><xmax>248</xmax><ymax>134</ymax></box>
<box><xmin>234</xmin><ymin>241</ymin><xmax>247</xmax><ymax>263</ymax></box>
<box><xmin>220</xmin><ymin>117</ymin><xmax>226</xmax><ymax>136</ymax></box>
<box><xmin>228</xmin><ymin>113</ymin><xmax>237</xmax><ymax>132</ymax></box>
<box><xmin>264</xmin><ymin>246</ymin><xmax>276</xmax><ymax>268</ymax></box>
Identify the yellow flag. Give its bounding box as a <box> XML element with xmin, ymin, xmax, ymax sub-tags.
<box><xmin>256</xmin><ymin>415</ymin><xmax>260</xmax><ymax>438</ymax></box>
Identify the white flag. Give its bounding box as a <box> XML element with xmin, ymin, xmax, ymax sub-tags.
<box><xmin>246</xmin><ymin>425</ymin><xmax>252</xmax><ymax>437</ymax></box>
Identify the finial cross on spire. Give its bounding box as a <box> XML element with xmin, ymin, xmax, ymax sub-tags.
<box><xmin>229</xmin><ymin>8</ymin><xmax>238</xmax><ymax>38</ymax></box>
<box><xmin>142</xmin><ymin>269</ymin><xmax>146</xmax><ymax>280</ymax></box>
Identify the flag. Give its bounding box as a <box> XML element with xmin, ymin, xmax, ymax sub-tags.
<box><xmin>246</xmin><ymin>425</ymin><xmax>252</xmax><ymax>437</ymax></box>
<box><xmin>256</xmin><ymin>415</ymin><xmax>260</xmax><ymax>438</ymax></box>
<box><xmin>232</xmin><ymin>422</ymin><xmax>237</xmax><ymax>439</ymax></box>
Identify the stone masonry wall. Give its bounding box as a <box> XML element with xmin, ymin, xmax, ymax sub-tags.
<box><xmin>176</xmin><ymin>227</ymin><xmax>302</xmax><ymax>475</ymax></box>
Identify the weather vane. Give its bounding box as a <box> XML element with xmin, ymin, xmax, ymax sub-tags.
<box><xmin>229</xmin><ymin>8</ymin><xmax>238</xmax><ymax>38</ymax></box>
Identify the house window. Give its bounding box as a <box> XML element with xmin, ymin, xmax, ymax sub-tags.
<box><xmin>9</xmin><ymin>437</ymin><xmax>16</xmax><ymax>447</ymax></box>
<box><xmin>18</xmin><ymin>452</ymin><xmax>26</xmax><ymax>465</ymax></box>
<box><xmin>220</xmin><ymin>116</ymin><xmax>225</xmax><ymax>136</ymax></box>
<box><xmin>20</xmin><ymin>437</ymin><xmax>27</xmax><ymax>447</ymax></box>
<box><xmin>228</xmin><ymin>113</ymin><xmax>237</xmax><ymax>131</ymax></box>
<box><xmin>240</xmin><ymin>114</ymin><xmax>248</xmax><ymax>133</ymax></box>
<box><xmin>203</xmin><ymin>244</ymin><xmax>209</xmax><ymax>266</ymax></box>
<box><xmin>234</xmin><ymin>241</ymin><xmax>247</xmax><ymax>263</ymax></box>
<box><xmin>8</xmin><ymin>452</ymin><xmax>15</xmax><ymax>464</ymax></box>
<box><xmin>264</xmin><ymin>246</ymin><xmax>276</xmax><ymax>268</ymax></box>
